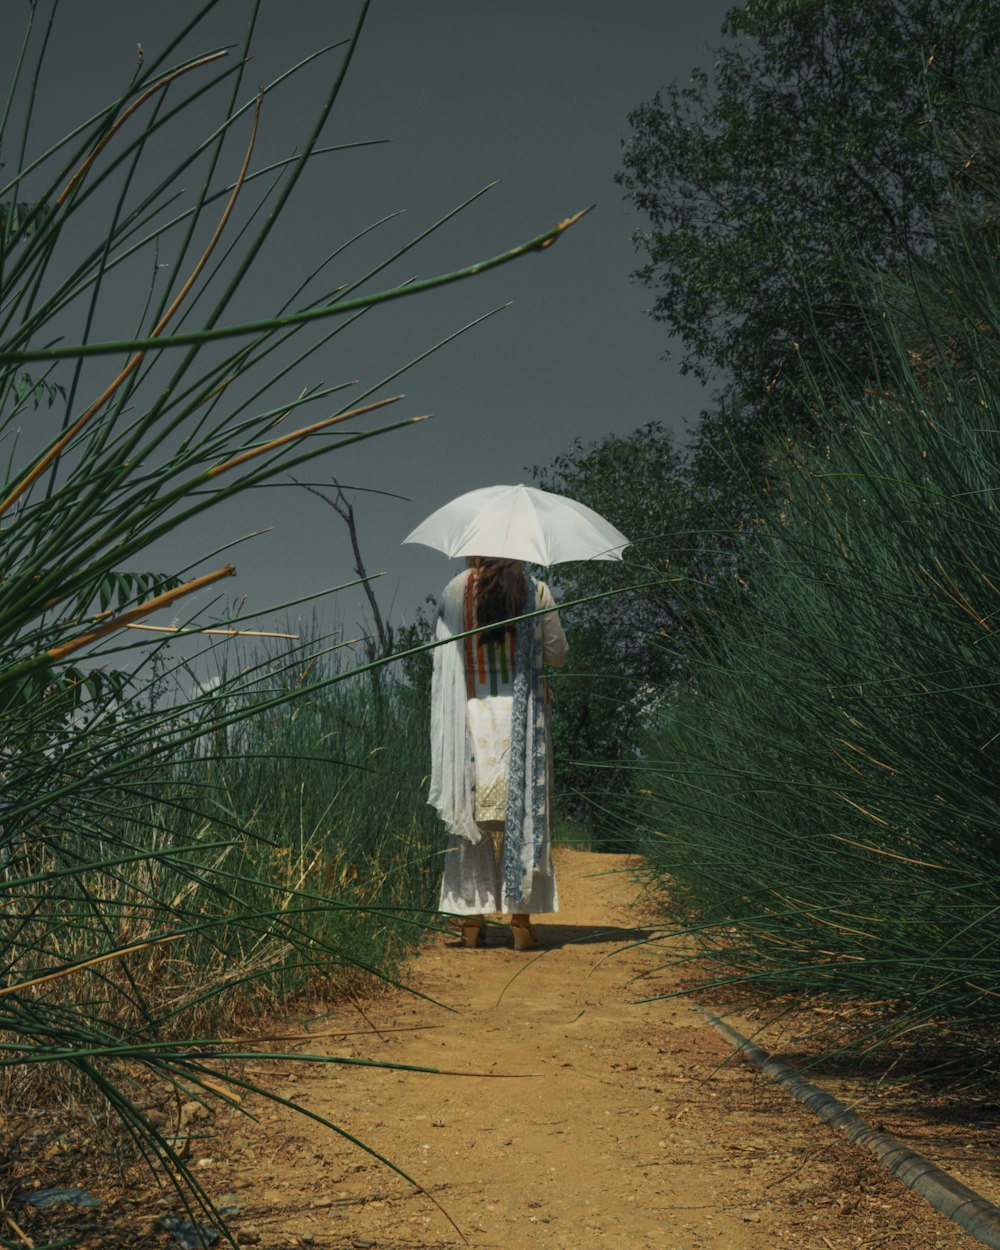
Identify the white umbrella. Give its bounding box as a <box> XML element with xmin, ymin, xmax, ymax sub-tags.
<box><xmin>402</xmin><ymin>483</ymin><xmax>629</xmax><ymax>565</ymax></box>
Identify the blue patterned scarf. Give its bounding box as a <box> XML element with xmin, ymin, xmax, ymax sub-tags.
<box><xmin>501</xmin><ymin>580</ymin><xmax>549</xmax><ymax>906</ymax></box>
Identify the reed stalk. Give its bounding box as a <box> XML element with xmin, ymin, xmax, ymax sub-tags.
<box><xmin>0</xmin><ymin>1</ymin><xmax>583</xmax><ymax>1231</ymax></box>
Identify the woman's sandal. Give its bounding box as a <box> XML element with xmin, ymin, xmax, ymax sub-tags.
<box><xmin>461</xmin><ymin>919</ymin><xmax>485</xmax><ymax>948</ymax></box>
<box><xmin>510</xmin><ymin>920</ymin><xmax>538</xmax><ymax>951</ymax></box>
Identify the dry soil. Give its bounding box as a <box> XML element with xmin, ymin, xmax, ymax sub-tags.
<box><xmin>17</xmin><ymin>850</ymin><xmax>1000</xmax><ymax>1250</ymax></box>
<box><xmin>171</xmin><ymin>848</ymin><xmax>995</xmax><ymax>1250</ymax></box>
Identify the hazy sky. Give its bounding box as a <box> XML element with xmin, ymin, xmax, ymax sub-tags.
<box><xmin>5</xmin><ymin>1</ymin><xmax>734</xmax><ymax>655</ymax></box>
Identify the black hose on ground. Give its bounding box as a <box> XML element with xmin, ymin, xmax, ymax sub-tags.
<box><xmin>705</xmin><ymin>1013</ymin><xmax>1000</xmax><ymax>1250</ymax></box>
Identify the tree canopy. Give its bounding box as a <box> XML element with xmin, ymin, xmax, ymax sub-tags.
<box><xmin>532</xmin><ymin>423</ymin><xmax>692</xmax><ymax>836</ymax></box>
<box><xmin>617</xmin><ymin>0</ymin><xmax>1000</xmax><ymax>432</ymax></box>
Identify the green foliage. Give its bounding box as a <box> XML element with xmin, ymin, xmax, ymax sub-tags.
<box><xmin>0</xmin><ymin>198</ymin><xmax>49</xmax><ymax>243</ymax></box>
<box><xmin>11</xmin><ymin>370</ymin><xmax>63</xmax><ymax>408</ymax></box>
<box><xmin>532</xmin><ymin>423</ymin><xmax>692</xmax><ymax>841</ymax></box>
<box><xmin>21</xmin><ymin>654</ymin><xmax>443</xmax><ymax>1010</ymax></box>
<box><xmin>630</xmin><ymin>100</ymin><xmax>1000</xmax><ymax>1076</ymax></box>
<box><xmin>617</xmin><ymin>0</ymin><xmax>1000</xmax><ymax>467</ymax></box>
<box><xmin>394</xmin><ymin>598</ymin><xmax>437</xmax><ymax>714</ymax></box>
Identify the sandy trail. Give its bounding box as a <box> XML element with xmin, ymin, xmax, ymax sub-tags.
<box><xmin>205</xmin><ymin>849</ymin><xmax>979</xmax><ymax>1249</ymax></box>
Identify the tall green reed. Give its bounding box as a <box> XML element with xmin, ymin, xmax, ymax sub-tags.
<box><xmin>0</xmin><ymin>0</ymin><xmax>581</xmax><ymax>1228</ymax></box>
<box><xmin>8</xmin><ymin>645</ymin><xmax>440</xmax><ymax>1048</ymax></box>
<box><xmin>631</xmin><ymin>112</ymin><xmax>1000</xmax><ymax>1077</ymax></box>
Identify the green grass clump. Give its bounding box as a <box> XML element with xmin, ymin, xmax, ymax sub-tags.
<box><xmin>631</xmin><ymin>117</ymin><xmax>1000</xmax><ymax>1074</ymax></box>
<box><xmin>5</xmin><ymin>654</ymin><xmax>441</xmax><ymax>1066</ymax></box>
<box><xmin>188</xmin><ymin>658</ymin><xmax>443</xmax><ymax>991</ymax></box>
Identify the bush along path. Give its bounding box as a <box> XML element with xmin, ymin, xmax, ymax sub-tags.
<box><xmin>119</xmin><ymin>850</ymin><xmax>988</xmax><ymax>1249</ymax></box>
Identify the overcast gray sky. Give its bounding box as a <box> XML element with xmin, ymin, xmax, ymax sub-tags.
<box><xmin>5</xmin><ymin>1</ymin><xmax>733</xmax><ymax>654</ymax></box>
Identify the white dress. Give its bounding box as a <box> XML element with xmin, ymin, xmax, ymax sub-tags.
<box><xmin>433</xmin><ymin>571</ymin><xmax>567</xmax><ymax>915</ymax></box>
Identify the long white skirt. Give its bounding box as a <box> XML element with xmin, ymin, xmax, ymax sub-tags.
<box><xmin>438</xmin><ymin>827</ymin><xmax>558</xmax><ymax>916</ymax></box>
<box><xmin>438</xmin><ymin>696</ymin><xmax>557</xmax><ymax>916</ymax></box>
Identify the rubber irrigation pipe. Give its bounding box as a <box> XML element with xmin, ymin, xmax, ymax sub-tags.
<box><xmin>704</xmin><ymin>1012</ymin><xmax>1000</xmax><ymax>1249</ymax></box>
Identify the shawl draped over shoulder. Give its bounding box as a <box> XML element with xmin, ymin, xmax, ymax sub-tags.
<box><xmin>429</xmin><ymin>570</ymin><xmax>550</xmax><ymax>907</ymax></box>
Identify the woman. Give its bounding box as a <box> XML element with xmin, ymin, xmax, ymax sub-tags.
<box><xmin>429</xmin><ymin>556</ymin><xmax>568</xmax><ymax>949</ymax></box>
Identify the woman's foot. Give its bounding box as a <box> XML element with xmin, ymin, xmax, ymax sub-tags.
<box><xmin>461</xmin><ymin>918</ymin><xmax>485</xmax><ymax>948</ymax></box>
<box><xmin>510</xmin><ymin>915</ymin><xmax>538</xmax><ymax>950</ymax></box>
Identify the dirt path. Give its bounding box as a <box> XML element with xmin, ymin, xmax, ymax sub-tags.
<box><xmin>202</xmin><ymin>850</ymin><xmax>983</xmax><ymax>1249</ymax></box>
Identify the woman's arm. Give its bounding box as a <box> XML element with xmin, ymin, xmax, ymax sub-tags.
<box><xmin>537</xmin><ymin>581</ymin><xmax>568</xmax><ymax>668</ymax></box>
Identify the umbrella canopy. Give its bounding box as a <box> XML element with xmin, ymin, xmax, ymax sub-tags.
<box><xmin>402</xmin><ymin>483</ymin><xmax>630</xmax><ymax>564</ymax></box>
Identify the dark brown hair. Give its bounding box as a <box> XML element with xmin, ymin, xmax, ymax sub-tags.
<box><xmin>469</xmin><ymin>557</ymin><xmax>528</xmax><ymax>646</ymax></box>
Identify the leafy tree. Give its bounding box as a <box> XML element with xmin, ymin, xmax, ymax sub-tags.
<box><xmin>617</xmin><ymin>0</ymin><xmax>1000</xmax><ymax>451</ymax></box>
<box><xmin>533</xmin><ymin>423</ymin><xmax>692</xmax><ymax>839</ymax></box>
